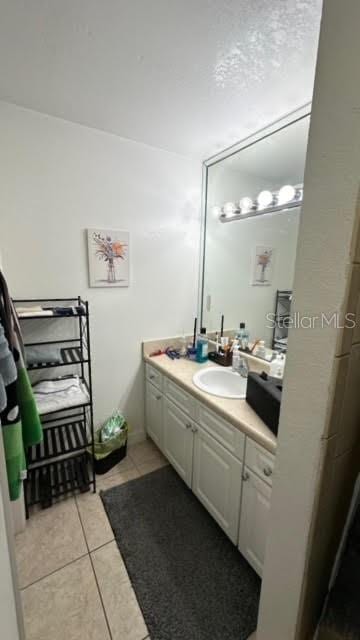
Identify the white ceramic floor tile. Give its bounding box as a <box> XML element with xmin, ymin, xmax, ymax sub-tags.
<box><xmin>128</xmin><ymin>439</ymin><xmax>164</xmax><ymax>466</ymax></box>
<box><xmin>92</xmin><ymin>544</ymin><xmax>148</xmax><ymax>640</ymax></box>
<box><xmin>136</xmin><ymin>456</ymin><xmax>169</xmax><ymax>477</ymax></box>
<box><xmin>91</xmin><ymin>540</ymin><xmax>129</xmax><ymax>587</ymax></box>
<box><xmin>21</xmin><ymin>555</ymin><xmax>110</xmax><ymax>640</ymax></box>
<box><xmin>15</xmin><ymin>498</ymin><xmax>87</xmax><ymax>588</ymax></box>
<box><xmin>76</xmin><ymin>491</ymin><xmax>114</xmax><ymax>551</ymax></box>
<box><xmin>96</xmin><ymin>466</ymin><xmax>139</xmax><ymax>491</ymax></box>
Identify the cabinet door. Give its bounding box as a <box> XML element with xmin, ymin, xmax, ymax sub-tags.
<box><xmin>163</xmin><ymin>398</ymin><xmax>193</xmax><ymax>488</ymax></box>
<box><xmin>145</xmin><ymin>381</ymin><xmax>164</xmax><ymax>452</ymax></box>
<box><xmin>193</xmin><ymin>425</ymin><xmax>242</xmax><ymax>544</ymax></box>
<box><xmin>245</xmin><ymin>437</ymin><xmax>275</xmax><ymax>487</ymax></box>
<box><xmin>238</xmin><ymin>467</ymin><xmax>272</xmax><ymax>576</ymax></box>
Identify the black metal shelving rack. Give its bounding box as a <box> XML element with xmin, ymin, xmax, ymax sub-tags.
<box><xmin>15</xmin><ymin>296</ymin><xmax>96</xmax><ymax>514</ymax></box>
<box><xmin>272</xmin><ymin>289</ymin><xmax>292</xmax><ymax>352</ymax></box>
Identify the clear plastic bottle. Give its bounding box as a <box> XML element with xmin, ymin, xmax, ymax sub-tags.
<box><xmin>238</xmin><ymin>322</ymin><xmax>250</xmax><ymax>350</ymax></box>
<box><xmin>255</xmin><ymin>340</ymin><xmax>266</xmax><ymax>359</ymax></box>
<box><xmin>179</xmin><ymin>334</ymin><xmax>187</xmax><ymax>357</ymax></box>
<box><xmin>232</xmin><ymin>342</ymin><xmax>241</xmax><ymax>372</ymax></box>
<box><xmin>196</xmin><ymin>328</ymin><xmax>209</xmax><ymax>363</ymax></box>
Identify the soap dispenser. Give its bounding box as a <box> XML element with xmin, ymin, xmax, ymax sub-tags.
<box><xmin>196</xmin><ymin>328</ymin><xmax>209</xmax><ymax>363</ymax></box>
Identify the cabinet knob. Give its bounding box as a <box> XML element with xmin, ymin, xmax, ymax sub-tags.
<box><xmin>149</xmin><ymin>374</ymin><xmax>155</xmax><ymax>380</ymax></box>
<box><xmin>242</xmin><ymin>471</ymin><xmax>249</xmax><ymax>481</ymax></box>
<box><xmin>263</xmin><ymin>466</ymin><xmax>272</xmax><ymax>477</ymax></box>
<box><xmin>156</xmin><ymin>395</ymin><xmax>162</xmax><ymax>401</ymax></box>
<box><xmin>186</xmin><ymin>422</ymin><xmax>192</xmax><ymax>429</ymax></box>
<box><xmin>191</xmin><ymin>426</ymin><xmax>198</xmax><ymax>434</ymax></box>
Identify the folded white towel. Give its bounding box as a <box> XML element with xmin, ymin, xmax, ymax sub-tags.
<box><xmin>16</xmin><ymin>306</ymin><xmax>43</xmax><ymax>314</ymax></box>
<box><xmin>17</xmin><ymin>309</ymin><xmax>53</xmax><ymax>317</ymax></box>
<box><xmin>33</xmin><ymin>375</ymin><xmax>89</xmax><ymax>414</ymax></box>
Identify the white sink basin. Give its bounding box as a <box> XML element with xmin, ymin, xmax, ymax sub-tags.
<box><xmin>193</xmin><ymin>367</ymin><xmax>247</xmax><ymax>399</ymax></box>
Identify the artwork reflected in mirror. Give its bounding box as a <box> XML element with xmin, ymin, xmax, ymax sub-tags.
<box><xmin>201</xmin><ymin>112</ymin><xmax>310</xmax><ymax>356</ymax></box>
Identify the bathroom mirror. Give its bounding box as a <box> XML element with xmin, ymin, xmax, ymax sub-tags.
<box><xmin>200</xmin><ymin>107</ymin><xmax>311</xmax><ymax>353</ymax></box>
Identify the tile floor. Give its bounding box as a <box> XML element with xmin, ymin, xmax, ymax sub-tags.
<box><xmin>15</xmin><ymin>439</ymin><xmax>168</xmax><ymax>640</ymax></box>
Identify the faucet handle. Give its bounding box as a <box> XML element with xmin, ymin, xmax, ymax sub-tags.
<box><xmin>239</xmin><ymin>356</ymin><xmax>249</xmax><ymax>378</ymax></box>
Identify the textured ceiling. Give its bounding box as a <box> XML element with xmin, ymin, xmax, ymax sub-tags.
<box><xmin>0</xmin><ymin>0</ymin><xmax>322</xmax><ymax>157</ymax></box>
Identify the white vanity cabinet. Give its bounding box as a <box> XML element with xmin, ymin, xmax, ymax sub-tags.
<box><xmin>144</xmin><ymin>362</ymin><xmax>276</xmax><ymax>576</ymax></box>
<box><xmin>145</xmin><ymin>381</ymin><xmax>164</xmax><ymax>452</ymax></box>
<box><xmin>145</xmin><ymin>362</ymin><xmax>163</xmax><ymax>390</ymax></box>
<box><xmin>192</xmin><ymin>425</ymin><xmax>243</xmax><ymax>544</ymax></box>
<box><xmin>163</xmin><ymin>397</ymin><xmax>194</xmax><ymax>488</ymax></box>
<box><xmin>238</xmin><ymin>439</ymin><xmax>275</xmax><ymax>575</ymax></box>
<box><xmin>238</xmin><ymin>468</ymin><xmax>272</xmax><ymax>576</ymax></box>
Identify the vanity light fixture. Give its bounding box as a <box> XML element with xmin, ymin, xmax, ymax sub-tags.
<box><xmin>211</xmin><ymin>205</ymin><xmax>222</xmax><ymax>217</ymax></box>
<box><xmin>257</xmin><ymin>190</ymin><xmax>273</xmax><ymax>210</ymax></box>
<box><xmin>223</xmin><ymin>202</ymin><xmax>238</xmax><ymax>217</ymax></box>
<box><xmin>239</xmin><ymin>196</ymin><xmax>253</xmax><ymax>213</ymax></box>
<box><xmin>277</xmin><ymin>184</ymin><xmax>296</xmax><ymax>205</ymax></box>
<box><xmin>219</xmin><ymin>183</ymin><xmax>303</xmax><ymax>223</ymax></box>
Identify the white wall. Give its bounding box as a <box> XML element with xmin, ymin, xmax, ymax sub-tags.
<box><xmin>0</xmin><ymin>102</ymin><xmax>201</xmax><ymax>438</ymax></box>
<box><xmin>0</xmin><ymin>437</ymin><xmax>23</xmax><ymax>640</ymax></box>
<box><xmin>257</xmin><ymin>0</ymin><xmax>360</xmax><ymax>637</ymax></box>
<box><xmin>0</xmin><ymin>490</ymin><xmax>20</xmax><ymax>640</ymax></box>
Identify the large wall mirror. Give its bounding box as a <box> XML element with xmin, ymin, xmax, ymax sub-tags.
<box><xmin>200</xmin><ymin>107</ymin><xmax>311</xmax><ymax>354</ymax></box>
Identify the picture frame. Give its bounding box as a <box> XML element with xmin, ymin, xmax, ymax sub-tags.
<box><xmin>87</xmin><ymin>228</ymin><xmax>129</xmax><ymax>287</ymax></box>
<box><xmin>251</xmin><ymin>246</ymin><xmax>275</xmax><ymax>286</ymax></box>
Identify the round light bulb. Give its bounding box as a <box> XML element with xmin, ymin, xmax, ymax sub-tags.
<box><xmin>223</xmin><ymin>202</ymin><xmax>236</xmax><ymax>216</ymax></box>
<box><xmin>278</xmin><ymin>185</ymin><xmax>296</xmax><ymax>205</ymax></box>
<box><xmin>257</xmin><ymin>190</ymin><xmax>273</xmax><ymax>210</ymax></box>
<box><xmin>212</xmin><ymin>205</ymin><xmax>222</xmax><ymax>218</ymax></box>
<box><xmin>239</xmin><ymin>197</ymin><xmax>253</xmax><ymax>213</ymax></box>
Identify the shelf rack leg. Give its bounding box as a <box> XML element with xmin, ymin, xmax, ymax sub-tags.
<box><xmin>85</xmin><ymin>300</ymin><xmax>96</xmax><ymax>494</ymax></box>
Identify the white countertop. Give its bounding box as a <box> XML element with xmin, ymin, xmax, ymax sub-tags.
<box><xmin>143</xmin><ymin>352</ymin><xmax>277</xmax><ymax>455</ymax></box>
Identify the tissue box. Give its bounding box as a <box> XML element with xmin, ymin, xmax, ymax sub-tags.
<box><xmin>246</xmin><ymin>372</ymin><xmax>282</xmax><ymax>436</ymax></box>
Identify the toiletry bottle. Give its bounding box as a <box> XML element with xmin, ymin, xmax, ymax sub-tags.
<box><xmin>196</xmin><ymin>328</ymin><xmax>209</xmax><ymax>363</ymax></box>
<box><xmin>243</xmin><ymin>324</ymin><xmax>250</xmax><ymax>350</ymax></box>
<box><xmin>179</xmin><ymin>334</ymin><xmax>187</xmax><ymax>357</ymax></box>
<box><xmin>255</xmin><ymin>340</ymin><xmax>266</xmax><ymax>359</ymax></box>
<box><xmin>238</xmin><ymin>322</ymin><xmax>250</xmax><ymax>350</ymax></box>
<box><xmin>239</xmin><ymin>356</ymin><xmax>249</xmax><ymax>378</ymax></box>
<box><xmin>232</xmin><ymin>342</ymin><xmax>241</xmax><ymax>373</ymax></box>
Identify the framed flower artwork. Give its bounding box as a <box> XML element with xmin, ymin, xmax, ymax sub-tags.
<box><xmin>87</xmin><ymin>228</ymin><xmax>129</xmax><ymax>287</ymax></box>
<box><xmin>251</xmin><ymin>245</ymin><xmax>275</xmax><ymax>286</ymax></box>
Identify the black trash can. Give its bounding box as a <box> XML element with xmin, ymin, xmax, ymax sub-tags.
<box><xmin>89</xmin><ymin>418</ymin><xmax>128</xmax><ymax>475</ymax></box>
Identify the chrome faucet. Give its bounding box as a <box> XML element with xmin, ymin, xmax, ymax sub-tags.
<box><xmin>239</xmin><ymin>357</ymin><xmax>249</xmax><ymax>378</ymax></box>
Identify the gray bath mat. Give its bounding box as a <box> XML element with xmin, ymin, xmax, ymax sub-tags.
<box><xmin>101</xmin><ymin>465</ymin><xmax>260</xmax><ymax>640</ymax></box>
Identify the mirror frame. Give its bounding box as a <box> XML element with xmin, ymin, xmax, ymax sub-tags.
<box><xmin>197</xmin><ymin>102</ymin><xmax>312</xmax><ymax>327</ymax></box>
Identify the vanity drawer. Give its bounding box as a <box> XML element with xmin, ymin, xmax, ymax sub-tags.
<box><xmin>245</xmin><ymin>438</ymin><xmax>275</xmax><ymax>487</ymax></box>
<box><xmin>164</xmin><ymin>377</ymin><xmax>197</xmax><ymax>419</ymax></box>
<box><xmin>197</xmin><ymin>404</ymin><xmax>245</xmax><ymax>461</ymax></box>
<box><xmin>145</xmin><ymin>363</ymin><xmax>163</xmax><ymax>391</ymax></box>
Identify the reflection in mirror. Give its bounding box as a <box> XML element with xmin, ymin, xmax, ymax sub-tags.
<box><xmin>201</xmin><ymin>112</ymin><xmax>310</xmax><ymax>355</ymax></box>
